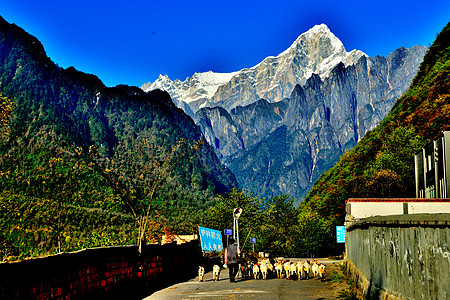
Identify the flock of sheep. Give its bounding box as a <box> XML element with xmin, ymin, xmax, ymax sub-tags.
<box><xmin>201</xmin><ymin>258</ymin><xmax>327</xmax><ymax>282</ymax></box>
<box><xmin>241</xmin><ymin>258</ymin><xmax>326</xmax><ymax>281</ymax></box>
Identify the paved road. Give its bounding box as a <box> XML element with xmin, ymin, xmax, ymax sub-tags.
<box><xmin>144</xmin><ymin>259</ymin><xmax>343</xmax><ymax>300</ymax></box>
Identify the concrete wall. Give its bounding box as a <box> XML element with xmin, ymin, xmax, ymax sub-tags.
<box><xmin>0</xmin><ymin>240</ymin><xmax>201</xmax><ymax>300</ymax></box>
<box><xmin>346</xmin><ymin>214</ymin><xmax>450</xmax><ymax>300</ymax></box>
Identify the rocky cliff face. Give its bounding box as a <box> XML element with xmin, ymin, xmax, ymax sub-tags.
<box><xmin>194</xmin><ymin>45</ymin><xmax>427</xmax><ymax>203</ymax></box>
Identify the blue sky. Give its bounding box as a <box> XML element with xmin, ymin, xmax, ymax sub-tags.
<box><xmin>1</xmin><ymin>0</ymin><xmax>449</xmax><ymax>87</ymax></box>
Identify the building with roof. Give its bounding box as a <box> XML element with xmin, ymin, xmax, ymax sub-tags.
<box><xmin>345</xmin><ymin>131</ymin><xmax>450</xmax><ymax>225</ymax></box>
<box><xmin>414</xmin><ymin>131</ymin><xmax>450</xmax><ymax>198</ymax></box>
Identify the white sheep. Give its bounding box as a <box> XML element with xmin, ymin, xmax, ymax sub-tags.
<box><xmin>296</xmin><ymin>261</ymin><xmax>304</xmax><ymax>280</ymax></box>
<box><xmin>275</xmin><ymin>261</ymin><xmax>284</xmax><ymax>278</ymax></box>
<box><xmin>318</xmin><ymin>263</ymin><xmax>326</xmax><ymax>281</ymax></box>
<box><xmin>260</xmin><ymin>262</ymin><xmax>268</xmax><ymax>280</ymax></box>
<box><xmin>212</xmin><ymin>265</ymin><xmax>221</xmax><ymax>281</ymax></box>
<box><xmin>284</xmin><ymin>261</ymin><xmax>293</xmax><ymax>279</ymax></box>
<box><xmin>303</xmin><ymin>261</ymin><xmax>311</xmax><ymax>279</ymax></box>
<box><xmin>198</xmin><ymin>266</ymin><xmax>205</xmax><ymax>282</ymax></box>
<box><xmin>312</xmin><ymin>261</ymin><xmax>319</xmax><ymax>279</ymax></box>
<box><xmin>253</xmin><ymin>263</ymin><xmax>260</xmax><ymax>280</ymax></box>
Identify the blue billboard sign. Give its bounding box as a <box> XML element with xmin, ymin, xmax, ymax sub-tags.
<box><xmin>199</xmin><ymin>226</ymin><xmax>223</xmax><ymax>252</ymax></box>
<box><xmin>250</xmin><ymin>238</ymin><xmax>256</xmax><ymax>243</ymax></box>
<box><xmin>336</xmin><ymin>226</ymin><xmax>345</xmax><ymax>243</ymax></box>
<box><xmin>224</xmin><ymin>229</ymin><xmax>232</xmax><ymax>235</ymax></box>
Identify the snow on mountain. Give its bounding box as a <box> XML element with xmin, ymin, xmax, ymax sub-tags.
<box><xmin>141</xmin><ymin>71</ymin><xmax>237</xmax><ymax>104</ymax></box>
<box><xmin>141</xmin><ymin>24</ymin><xmax>366</xmax><ymax>112</ymax></box>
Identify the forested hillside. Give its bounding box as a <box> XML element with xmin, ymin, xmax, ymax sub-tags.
<box><xmin>298</xmin><ymin>21</ymin><xmax>450</xmax><ymax>255</ymax></box>
<box><xmin>0</xmin><ymin>16</ymin><xmax>237</xmax><ymax>260</ymax></box>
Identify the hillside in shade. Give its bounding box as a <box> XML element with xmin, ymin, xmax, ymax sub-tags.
<box><xmin>0</xmin><ymin>15</ymin><xmax>238</xmax><ymax>259</ymax></box>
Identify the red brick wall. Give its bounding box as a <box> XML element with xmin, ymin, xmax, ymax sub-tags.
<box><xmin>0</xmin><ymin>241</ymin><xmax>200</xmax><ymax>299</ymax></box>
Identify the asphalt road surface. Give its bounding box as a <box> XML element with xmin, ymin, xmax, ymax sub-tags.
<box><xmin>144</xmin><ymin>259</ymin><xmax>344</xmax><ymax>300</ymax></box>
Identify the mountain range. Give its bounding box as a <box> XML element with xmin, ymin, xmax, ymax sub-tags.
<box><xmin>0</xmin><ymin>12</ymin><xmax>447</xmax><ymax>259</ymax></box>
<box><xmin>143</xmin><ymin>24</ymin><xmax>427</xmax><ymax>203</ymax></box>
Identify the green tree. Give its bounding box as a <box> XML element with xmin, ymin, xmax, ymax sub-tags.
<box><xmin>207</xmin><ymin>189</ymin><xmax>261</xmax><ymax>252</ymax></box>
<box><xmin>257</xmin><ymin>195</ymin><xmax>298</xmax><ymax>256</ymax></box>
<box><xmin>291</xmin><ymin>210</ymin><xmax>328</xmax><ymax>258</ymax></box>
<box><xmin>86</xmin><ymin>137</ymin><xmax>204</xmax><ymax>252</ymax></box>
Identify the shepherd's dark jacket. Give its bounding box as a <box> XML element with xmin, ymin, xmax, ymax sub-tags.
<box><xmin>226</xmin><ymin>244</ymin><xmax>238</xmax><ymax>264</ymax></box>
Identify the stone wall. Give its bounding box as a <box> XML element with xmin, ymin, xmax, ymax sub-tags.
<box><xmin>0</xmin><ymin>240</ymin><xmax>201</xmax><ymax>300</ymax></box>
<box><xmin>346</xmin><ymin>214</ymin><xmax>450</xmax><ymax>300</ymax></box>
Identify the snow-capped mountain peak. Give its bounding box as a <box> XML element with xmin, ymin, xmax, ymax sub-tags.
<box><xmin>275</xmin><ymin>23</ymin><xmax>365</xmax><ymax>76</ymax></box>
<box><xmin>141</xmin><ymin>70</ymin><xmax>237</xmax><ymax>107</ymax></box>
<box><xmin>141</xmin><ymin>24</ymin><xmax>367</xmax><ymax>112</ymax></box>
<box><xmin>280</xmin><ymin>24</ymin><xmax>343</xmax><ymax>55</ymax></box>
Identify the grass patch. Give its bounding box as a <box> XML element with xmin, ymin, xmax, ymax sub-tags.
<box><xmin>329</xmin><ymin>261</ymin><xmax>362</xmax><ymax>300</ymax></box>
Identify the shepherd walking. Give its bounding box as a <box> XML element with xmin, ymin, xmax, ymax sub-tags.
<box><xmin>225</xmin><ymin>237</ymin><xmax>239</xmax><ymax>283</ymax></box>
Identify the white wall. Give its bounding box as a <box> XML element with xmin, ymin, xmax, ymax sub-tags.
<box><xmin>409</xmin><ymin>202</ymin><xmax>450</xmax><ymax>214</ymax></box>
<box><xmin>347</xmin><ymin>201</ymin><xmax>450</xmax><ymax>219</ymax></box>
<box><xmin>349</xmin><ymin>202</ymin><xmax>404</xmax><ymax>219</ymax></box>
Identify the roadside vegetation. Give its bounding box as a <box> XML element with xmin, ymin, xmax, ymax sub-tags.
<box><xmin>328</xmin><ymin>262</ymin><xmax>362</xmax><ymax>300</ymax></box>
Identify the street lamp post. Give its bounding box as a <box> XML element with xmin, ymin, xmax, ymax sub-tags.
<box><xmin>233</xmin><ymin>208</ymin><xmax>242</xmax><ymax>250</ymax></box>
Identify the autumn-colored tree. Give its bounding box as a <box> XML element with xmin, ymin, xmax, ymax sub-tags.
<box><xmin>0</xmin><ymin>94</ymin><xmax>13</xmax><ymax>138</ymax></box>
<box><xmin>366</xmin><ymin>169</ymin><xmax>405</xmax><ymax>198</ymax></box>
<box><xmin>144</xmin><ymin>211</ymin><xmax>166</xmax><ymax>243</ymax></box>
